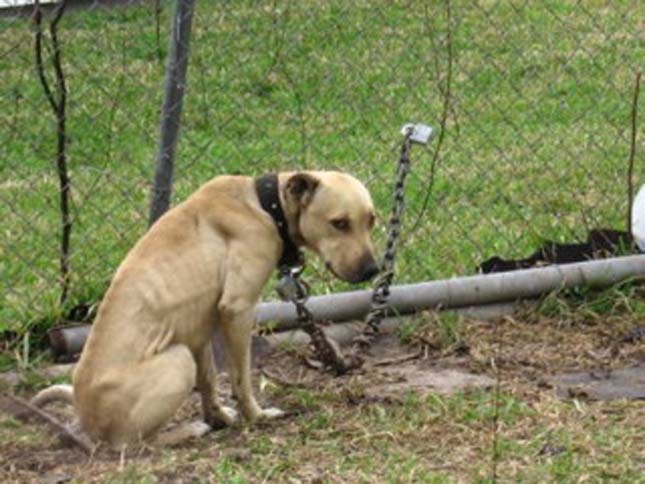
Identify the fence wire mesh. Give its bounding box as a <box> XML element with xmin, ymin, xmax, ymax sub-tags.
<box><xmin>1</xmin><ymin>0</ymin><xmax>643</xmax><ymax>334</ymax></box>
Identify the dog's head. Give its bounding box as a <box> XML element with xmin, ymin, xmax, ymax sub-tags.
<box><xmin>283</xmin><ymin>171</ymin><xmax>378</xmax><ymax>284</ymax></box>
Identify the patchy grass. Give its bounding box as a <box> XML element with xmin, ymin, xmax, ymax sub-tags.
<box><xmin>4</xmin><ymin>383</ymin><xmax>643</xmax><ymax>482</ymax></box>
<box><xmin>1</xmin><ymin>288</ymin><xmax>643</xmax><ymax>482</ymax></box>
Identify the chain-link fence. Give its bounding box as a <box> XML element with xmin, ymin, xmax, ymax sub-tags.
<box><xmin>1</xmin><ymin>0</ymin><xmax>643</xmax><ymax>335</ymax></box>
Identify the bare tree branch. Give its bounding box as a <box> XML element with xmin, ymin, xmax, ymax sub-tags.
<box><xmin>32</xmin><ymin>1</ymin><xmax>57</xmax><ymax>113</ymax></box>
<box><xmin>32</xmin><ymin>0</ymin><xmax>72</xmax><ymax>304</ymax></box>
<box><xmin>51</xmin><ymin>1</ymin><xmax>71</xmax><ymax>304</ymax></box>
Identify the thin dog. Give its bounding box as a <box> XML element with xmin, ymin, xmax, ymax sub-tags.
<box><xmin>33</xmin><ymin>171</ymin><xmax>377</xmax><ymax>448</ymax></box>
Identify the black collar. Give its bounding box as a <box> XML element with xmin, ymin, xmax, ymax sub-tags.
<box><xmin>255</xmin><ymin>173</ymin><xmax>303</xmax><ymax>269</ymax></box>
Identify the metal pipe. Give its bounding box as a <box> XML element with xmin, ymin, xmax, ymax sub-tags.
<box><xmin>257</xmin><ymin>254</ymin><xmax>645</xmax><ymax>326</ymax></box>
<box><xmin>48</xmin><ymin>255</ymin><xmax>645</xmax><ymax>358</ymax></box>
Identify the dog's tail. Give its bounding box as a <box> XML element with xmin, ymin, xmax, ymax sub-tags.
<box><xmin>23</xmin><ymin>384</ymin><xmax>92</xmax><ymax>453</ymax></box>
<box><xmin>30</xmin><ymin>384</ymin><xmax>74</xmax><ymax>408</ymax></box>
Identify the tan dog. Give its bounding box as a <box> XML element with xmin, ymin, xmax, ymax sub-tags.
<box><xmin>32</xmin><ymin>171</ymin><xmax>377</xmax><ymax>448</ymax></box>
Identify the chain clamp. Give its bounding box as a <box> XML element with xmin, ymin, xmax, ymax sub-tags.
<box><xmin>400</xmin><ymin>123</ymin><xmax>434</xmax><ymax>145</ymax></box>
<box><xmin>276</xmin><ymin>265</ymin><xmax>309</xmax><ymax>304</ymax></box>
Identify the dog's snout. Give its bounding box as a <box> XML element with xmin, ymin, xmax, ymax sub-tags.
<box><xmin>354</xmin><ymin>256</ymin><xmax>379</xmax><ymax>283</ymax></box>
<box><xmin>361</xmin><ymin>260</ymin><xmax>379</xmax><ymax>281</ymax></box>
<box><xmin>335</xmin><ymin>254</ymin><xmax>379</xmax><ymax>284</ymax></box>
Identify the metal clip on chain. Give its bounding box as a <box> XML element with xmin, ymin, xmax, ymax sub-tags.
<box><xmin>276</xmin><ymin>265</ymin><xmax>307</xmax><ymax>303</ymax></box>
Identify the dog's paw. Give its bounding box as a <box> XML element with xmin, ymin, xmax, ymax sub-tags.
<box><xmin>207</xmin><ymin>405</ymin><xmax>238</xmax><ymax>429</ymax></box>
<box><xmin>259</xmin><ymin>407</ymin><xmax>286</xmax><ymax>420</ymax></box>
<box><xmin>218</xmin><ymin>406</ymin><xmax>238</xmax><ymax>425</ymax></box>
<box><xmin>190</xmin><ymin>421</ymin><xmax>213</xmax><ymax>437</ymax></box>
<box><xmin>154</xmin><ymin>421</ymin><xmax>212</xmax><ymax>446</ymax></box>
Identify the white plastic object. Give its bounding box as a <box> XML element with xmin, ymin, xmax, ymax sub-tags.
<box><xmin>632</xmin><ymin>184</ymin><xmax>645</xmax><ymax>252</ymax></box>
<box><xmin>400</xmin><ymin>123</ymin><xmax>434</xmax><ymax>145</ymax></box>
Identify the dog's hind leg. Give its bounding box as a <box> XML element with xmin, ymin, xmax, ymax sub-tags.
<box><xmin>143</xmin><ymin>344</ymin><xmax>229</xmax><ymax>447</ymax></box>
<box><xmin>89</xmin><ymin>343</ymin><xmax>200</xmax><ymax>447</ymax></box>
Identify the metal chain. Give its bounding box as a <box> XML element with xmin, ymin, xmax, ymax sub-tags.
<box><xmin>276</xmin><ymin>266</ymin><xmax>356</xmax><ymax>374</ymax></box>
<box><xmin>363</xmin><ymin>129</ymin><xmax>413</xmax><ymax>337</ymax></box>
<box><xmin>277</xmin><ymin>125</ymin><xmax>425</xmax><ymax>374</ymax></box>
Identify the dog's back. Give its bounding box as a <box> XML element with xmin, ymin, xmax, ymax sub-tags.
<box><xmin>71</xmin><ymin>175</ymin><xmax>263</xmax><ymax>443</ymax></box>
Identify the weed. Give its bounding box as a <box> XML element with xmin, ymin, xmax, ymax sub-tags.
<box><xmin>535</xmin><ymin>280</ymin><xmax>645</xmax><ymax>326</ymax></box>
<box><xmin>398</xmin><ymin>310</ymin><xmax>464</xmax><ymax>350</ymax></box>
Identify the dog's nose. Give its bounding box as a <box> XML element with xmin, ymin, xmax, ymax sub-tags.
<box><xmin>359</xmin><ymin>260</ymin><xmax>379</xmax><ymax>282</ymax></box>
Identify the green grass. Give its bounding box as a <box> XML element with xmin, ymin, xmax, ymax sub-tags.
<box><xmin>1</xmin><ymin>1</ymin><xmax>643</xmax><ymax>334</ymax></box>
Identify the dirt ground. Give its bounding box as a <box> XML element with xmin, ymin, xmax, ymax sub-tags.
<box><xmin>1</xmin><ymin>300</ymin><xmax>644</xmax><ymax>483</ymax></box>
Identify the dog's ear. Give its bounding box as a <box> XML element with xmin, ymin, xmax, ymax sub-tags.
<box><xmin>285</xmin><ymin>173</ymin><xmax>319</xmax><ymax>207</ymax></box>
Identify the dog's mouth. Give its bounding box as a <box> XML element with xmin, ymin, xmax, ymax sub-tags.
<box><xmin>325</xmin><ymin>261</ymin><xmax>375</xmax><ymax>284</ymax></box>
<box><xmin>325</xmin><ymin>261</ymin><xmax>338</xmax><ymax>276</ymax></box>
<box><xmin>325</xmin><ymin>261</ymin><xmax>345</xmax><ymax>281</ymax></box>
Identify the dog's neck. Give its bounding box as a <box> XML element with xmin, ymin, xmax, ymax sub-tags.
<box><xmin>255</xmin><ymin>174</ymin><xmax>303</xmax><ymax>269</ymax></box>
<box><xmin>277</xmin><ymin>174</ymin><xmax>307</xmax><ymax>247</ymax></box>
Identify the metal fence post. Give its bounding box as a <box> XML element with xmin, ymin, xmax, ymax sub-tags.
<box><xmin>148</xmin><ymin>0</ymin><xmax>197</xmax><ymax>226</ymax></box>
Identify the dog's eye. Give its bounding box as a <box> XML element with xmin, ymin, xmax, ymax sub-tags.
<box><xmin>368</xmin><ymin>213</ymin><xmax>376</xmax><ymax>229</ymax></box>
<box><xmin>330</xmin><ymin>218</ymin><xmax>350</xmax><ymax>232</ymax></box>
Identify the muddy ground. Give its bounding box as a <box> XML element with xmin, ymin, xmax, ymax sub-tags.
<box><xmin>1</xmin><ymin>301</ymin><xmax>644</xmax><ymax>483</ymax></box>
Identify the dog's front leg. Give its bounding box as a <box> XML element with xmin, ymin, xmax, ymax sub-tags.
<box><xmin>217</xmin><ymin>256</ymin><xmax>284</xmax><ymax>421</ymax></box>
<box><xmin>196</xmin><ymin>343</ymin><xmax>238</xmax><ymax>428</ymax></box>
<box><xmin>218</xmin><ymin>303</ymin><xmax>284</xmax><ymax>421</ymax></box>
